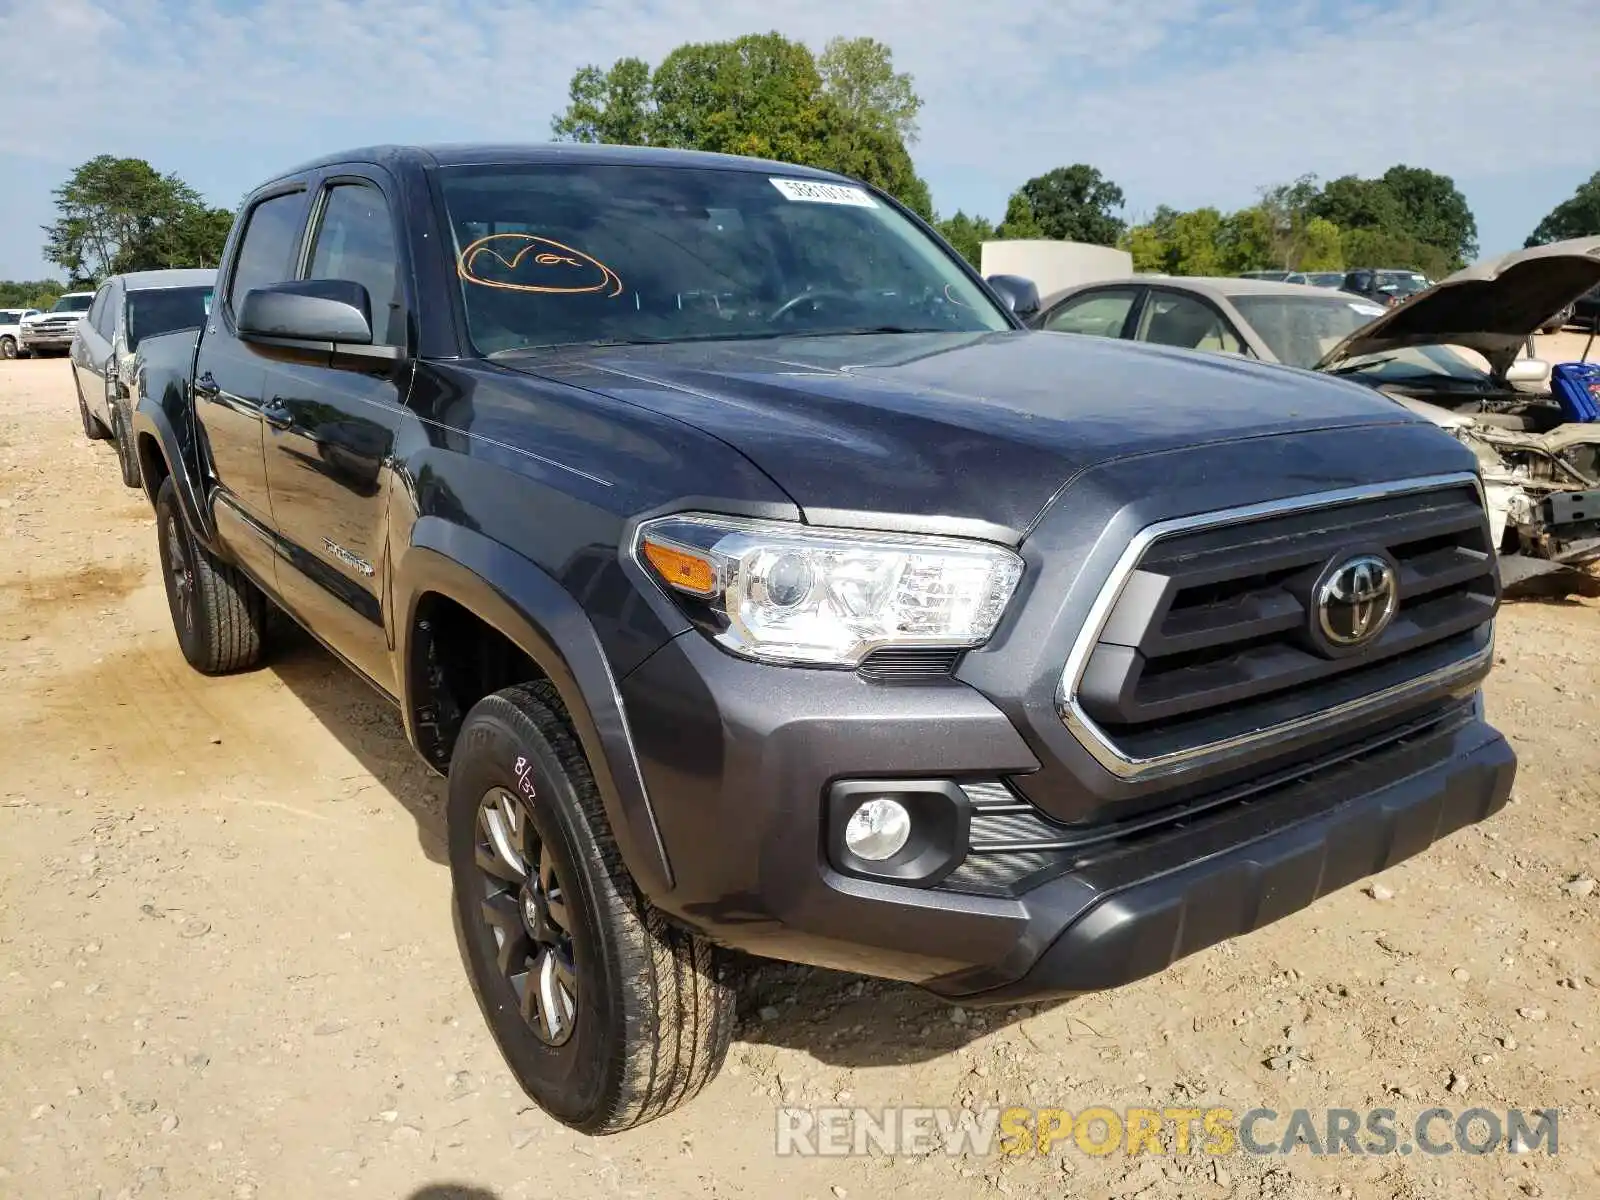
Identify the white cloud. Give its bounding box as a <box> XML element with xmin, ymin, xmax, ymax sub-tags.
<box><xmin>1</xmin><ymin>0</ymin><xmax>1597</xmax><ymax>274</ymax></box>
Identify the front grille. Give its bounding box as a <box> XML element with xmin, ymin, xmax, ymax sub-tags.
<box><xmin>1059</xmin><ymin>475</ymin><xmax>1496</xmax><ymax>781</ymax></box>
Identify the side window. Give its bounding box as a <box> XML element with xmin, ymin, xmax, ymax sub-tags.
<box><xmin>100</xmin><ymin>286</ymin><xmax>122</xmax><ymax>339</ymax></box>
<box><xmin>1137</xmin><ymin>292</ymin><xmax>1243</xmax><ymax>354</ymax></box>
<box><xmin>1041</xmin><ymin>288</ymin><xmax>1139</xmax><ymax>338</ymax></box>
<box><xmin>307</xmin><ymin>183</ymin><xmax>404</xmax><ymax>346</ymax></box>
<box><xmin>228</xmin><ymin>191</ymin><xmax>309</xmax><ymax>315</ymax></box>
<box><xmin>86</xmin><ymin>285</ymin><xmax>111</xmax><ymax>336</ymax></box>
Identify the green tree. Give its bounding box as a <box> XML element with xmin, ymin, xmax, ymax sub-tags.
<box><xmin>817</xmin><ymin>36</ymin><xmax>921</xmax><ymax>144</ymax></box>
<box><xmin>549</xmin><ymin>57</ymin><xmax>654</xmax><ymax>144</ymax></box>
<box><xmin>1380</xmin><ymin>165</ymin><xmax>1477</xmax><ymax>266</ymax></box>
<box><xmin>1258</xmin><ymin>173</ymin><xmax>1322</xmax><ymax>270</ymax></box>
<box><xmin>933</xmin><ymin>211</ymin><xmax>995</xmax><ymax>266</ymax></box>
<box><xmin>1166</xmin><ymin>207</ymin><xmax>1225</xmax><ymax>275</ymax></box>
<box><xmin>0</xmin><ymin>280</ymin><xmax>64</xmax><ymax>309</ymax></box>
<box><xmin>1338</xmin><ymin>227</ymin><xmax>1449</xmax><ymax>278</ymax></box>
<box><xmin>42</xmin><ymin>155</ymin><xmax>231</xmax><ymax>283</ymax></box>
<box><xmin>1002</xmin><ymin>164</ymin><xmax>1126</xmax><ymax>245</ymax></box>
<box><xmin>1526</xmin><ymin>170</ymin><xmax>1600</xmax><ymax>246</ymax></box>
<box><xmin>1299</xmin><ymin>216</ymin><xmax>1345</xmax><ymax>270</ymax></box>
<box><xmin>935</xmin><ymin>211</ymin><xmax>996</xmax><ymax>267</ymax></box>
<box><xmin>996</xmin><ymin>192</ymin><xmax>1043</xmax><ymax>240</ymax></box>
<box><xmin>1311</xmin><ymin>174</ymin><xmax>1403</xmax><ymax>235</ymax></box>
<box><xmin>549</xmin><ymin>33</ymin><xmax>933</xmax><ymax>218</ymax></box>
<box><xmin>1217</xmin><ymin>205</ymin><xmax>1275</xmax><ymax>273</ymax></box>
<box><xmin>1120</xmin><ymin>223</ymin><xmax>1168</xmax><ymax>273</ymax></box>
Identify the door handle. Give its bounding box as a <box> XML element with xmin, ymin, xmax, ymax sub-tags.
<box><xmin>194</xmin><ymin>372</ymin><xmax>220</xmax><ymax>401</ymax></box>
<box><xmin>262</xmin><ymin>399</ymin><xmax>293</xmax><ymax>431</ymax></box>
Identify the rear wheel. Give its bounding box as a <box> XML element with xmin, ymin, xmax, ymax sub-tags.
<box><xmin>448</xmin><ymin>681</ymin><xmax>735</xmax><ymax>1133</ymax></box>
<box><xmin>154</xmin><ymin>477</ymin><xmax>267</xmax><ymax>673</ymax></box>
<box><xmin>111</xmin><ymin>401</ymin><xmax>141</xmax><ymax>488</ymax></box>
<box><xmin>75</xmin><ymin>372</ymin><xmax>109</xmax><ymax>440</ymax></box>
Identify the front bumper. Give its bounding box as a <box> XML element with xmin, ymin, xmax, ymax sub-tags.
<box><xmin>620</xmin><ymin>630</ymin><xmax>1515</xmax><ymax>1000</ymax></box>
<box><xmin>19</xmin><ymin>331</ymin><xmax>75</xmax><ymax>350</ymax></box>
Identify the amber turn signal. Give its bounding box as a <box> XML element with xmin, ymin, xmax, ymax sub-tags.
<box><xmin>642</xmin><ymin>538</ymin><xmax>718</xmax><ymax>597</ymax></box>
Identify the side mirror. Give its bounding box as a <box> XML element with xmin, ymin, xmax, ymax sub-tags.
<box><xmin>986</xmin><ymin>274</ymin><xmax>1041</xmax><ymax>320</ymax></box>
<box><xmin>1504</xmin><ymin>357</ymin><xmax>1550</xmax><ymax>389</ymax></box>
<box><xmin>236</xmin><ymin>280</ymin><xmax>398</xmax><ymax>364</ymax></box>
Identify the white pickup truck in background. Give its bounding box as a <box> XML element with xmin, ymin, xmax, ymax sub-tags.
<box><xmin>18</xmin><ymin>291</ymin><xmax>95</xmax><ymax>356</ymax></box>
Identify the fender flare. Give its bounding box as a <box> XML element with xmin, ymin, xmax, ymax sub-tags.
<box><xmin>131</xmin><ymin>398</ymin><xmax>220</xmax><ymax>552</ymax></box>
<box><xmin>395</xmin><ymin>518</ymin><xmax>674</xmax><ymax>897</ymax></box>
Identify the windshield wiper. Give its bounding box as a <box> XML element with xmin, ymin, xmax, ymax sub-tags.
<box><xmin>1323</xmin><ymin>355</ymin><xmax>1400</xmax><ymax>375</ymax></box>
<box><xmin>781</xmin><ymin>325</ymin><xmax>952</xmax><ymax>338</ymax></box>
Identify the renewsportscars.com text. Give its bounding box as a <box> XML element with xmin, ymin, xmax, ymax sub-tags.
<box><xmin>775</xmin><ymin>1105</ymin><xmax>1559</xmax><ymax>1159</ymax></box>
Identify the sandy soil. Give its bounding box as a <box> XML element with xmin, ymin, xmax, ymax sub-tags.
<box><xmin>1</xmin><ymin>353</ymin><xmax>1597</xmax><ymax>1200</ymax></box>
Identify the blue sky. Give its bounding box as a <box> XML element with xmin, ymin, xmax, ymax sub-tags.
<box><xmin>3</xmin><ymin>0</ymin><xmax>1597</xmax><ymax>280</ymax></box>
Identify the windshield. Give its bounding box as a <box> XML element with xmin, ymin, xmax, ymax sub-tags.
<box><xmin>1306</xmin><ymin>272</ymin><xmax>1345</xmax><ymax>287</ymax></box>
<box><xmin>51</xmin><ymin>294</ymin><xmax>93</xmax><ymax>313</ymax></box>
<box><xmin>1227</xmin><ymin>293</ymin><xmax>1388</xmax><ymax>368</ymax></box>
<box><xmin>1325</xmin><ymin>344</ymin><xmax>1490</xmax><ymax>385</ymax></box>
<box><xmin>437</xmin><ymin>163</ymin><xmax>1009</xmax><ymax>355</ymax></box>
<box><xmin>1376</xmin><ymin>271</ymin><xmax>1430</xmax><ymax>296</ymax></box>
<box><xmin>126</xmin><ymin>286</ymin><xmax>213</xmax><ymax>350</ymax></box>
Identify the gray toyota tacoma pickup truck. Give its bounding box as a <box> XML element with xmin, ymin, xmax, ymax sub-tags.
<box><xmin>131</xmin><ymin>143</ymin><xmax>1516</xmax><ymax>1133</ymax></box>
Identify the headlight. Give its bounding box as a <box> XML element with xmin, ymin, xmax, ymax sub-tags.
<box><xmin>634</xmin><ymin>513</ymin><xmax>1023</xmax><ymax>667</ymax></box>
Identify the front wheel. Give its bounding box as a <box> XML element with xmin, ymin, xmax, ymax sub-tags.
<box><xmin>153</xmin><ymin>477</ymin><xmax>267</xmax><ymax>673</ymax></box>
<box><xmin>0</xmin><ymin>336</ymin><xmax>15</xmax><ymax>360</ymax></box>
<box><xmin>448</xmin><ymin>682</ymin><xmax>735</xmax><ymax>1133</ymax></box>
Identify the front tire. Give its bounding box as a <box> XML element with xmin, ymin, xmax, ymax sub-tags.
<box><xmin>0</xmin><ymin>336</ymin><xmax>15</xmax><ymax>359</ymax></box>
<box><xmin>448</xmin><ymin>682</ymin><xmax>735</xmax><ymax>1134</ymax></box>
<box><xmin>153</xmin><ymin>477</ymin><xmax>267</xmax><ymax>673</ymax></box>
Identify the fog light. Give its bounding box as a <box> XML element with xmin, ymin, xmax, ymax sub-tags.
<box><xmin>843</xmin><ymin>798</ymin><xmax>912</xmax><ymax>861</ymax></box>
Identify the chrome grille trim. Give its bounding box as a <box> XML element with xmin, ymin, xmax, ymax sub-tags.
<box><xmin>1056</xmin><ymin>472</ymin><xmax>1494</xmax><ymax>782</ymax></box>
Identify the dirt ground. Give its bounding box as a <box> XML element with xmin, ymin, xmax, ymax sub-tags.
<box><xmin>1</xmin><ymin>347</ymin><xmax>1597</xmax><ymax>1200</ymax></box>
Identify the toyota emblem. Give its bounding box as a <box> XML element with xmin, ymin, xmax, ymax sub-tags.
<box><xmin>1314</xmin><ymin>553</ymin><xmax>1398</xmax><ymax>652</ymax></box>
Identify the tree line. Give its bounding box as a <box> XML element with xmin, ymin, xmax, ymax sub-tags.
<box><xmin>6</xmin><ymin>32</ymin><xmax>1599</xmax><ymax>308</ymax></box>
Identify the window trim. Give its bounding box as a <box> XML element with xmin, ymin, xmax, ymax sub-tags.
<box><xmin>301</xmin><ymin>174</ymin><xmax>409</xmax><ymax>349</ymax></box>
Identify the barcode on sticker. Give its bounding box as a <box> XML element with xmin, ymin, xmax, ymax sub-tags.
<box><xmin>769</xmin><ymin>178</ymin><xmax>877</xmax><ymax>207</ymax></box>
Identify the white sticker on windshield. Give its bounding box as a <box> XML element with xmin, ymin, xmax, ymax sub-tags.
<box><xmin>769</xmin><ymin>178</ymin><xmax>878</xmax><ymax>207</ymax></box>
<box><xmin>1349</xmin><ymin>303</ymin><xmax>1386</xmax><ymax>317</ymax></box>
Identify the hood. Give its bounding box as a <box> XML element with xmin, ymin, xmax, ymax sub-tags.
<box><xmin>24</xmin><ymin>310</ymin><xmax>86</xmax><ymax>325</ymax></box>
<box><xmin>1314</xmin><ymin>235</ymin><xmax>1600</xmax><ymax>378</ymax></box>
<box><xmin>501</xmin><ymin>330</ymin><xmax>1430</xmax><ymax>538</ymax></box>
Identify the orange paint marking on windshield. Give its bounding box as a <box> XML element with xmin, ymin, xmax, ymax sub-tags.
<box><xmin>458</xmin><ymin>233</ymin><xmax>624</xmax><ymax>297</ymax></box>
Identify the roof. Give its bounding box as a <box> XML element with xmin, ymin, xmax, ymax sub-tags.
<box><xmin>115</xmin><ymin>268</ymin><xmax>216</xmax><ymax>291</ymax></box>
<box><xmin>1040</xmin><ymin>275</ymin><xmax>1348</xmax><ymax>309</ymax></box>
<box><xmin>267</xmin><ymin>142</ymin><xmax>849</xmax><ymax>189</ymax></box>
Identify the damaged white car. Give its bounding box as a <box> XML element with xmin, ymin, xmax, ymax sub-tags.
<box><xmin>1314</xmin><ymin>237</ymin><xmax>1600</xmax><ymax>587</ymax></box>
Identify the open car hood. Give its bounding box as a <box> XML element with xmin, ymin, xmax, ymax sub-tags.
<box><xmin>1314</xmin><ymin>235</ymin><xmax>1600</xmax><ymax>378</ymax></box>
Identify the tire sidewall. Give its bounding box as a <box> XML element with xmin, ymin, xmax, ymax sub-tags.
<box><xmin>447</xmin><ymin>699</ymin><xmax>624</xmax><ymax>1127</ymax></box>
<box><xmin>154</xmin><ymin>480</ymin><xmax>206</xmax><ymax>666</ymax></box>
<box><xmin>113</xmin><ymin>401</ymin><xmax>140</xmax><ymax>487</ymax></box>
